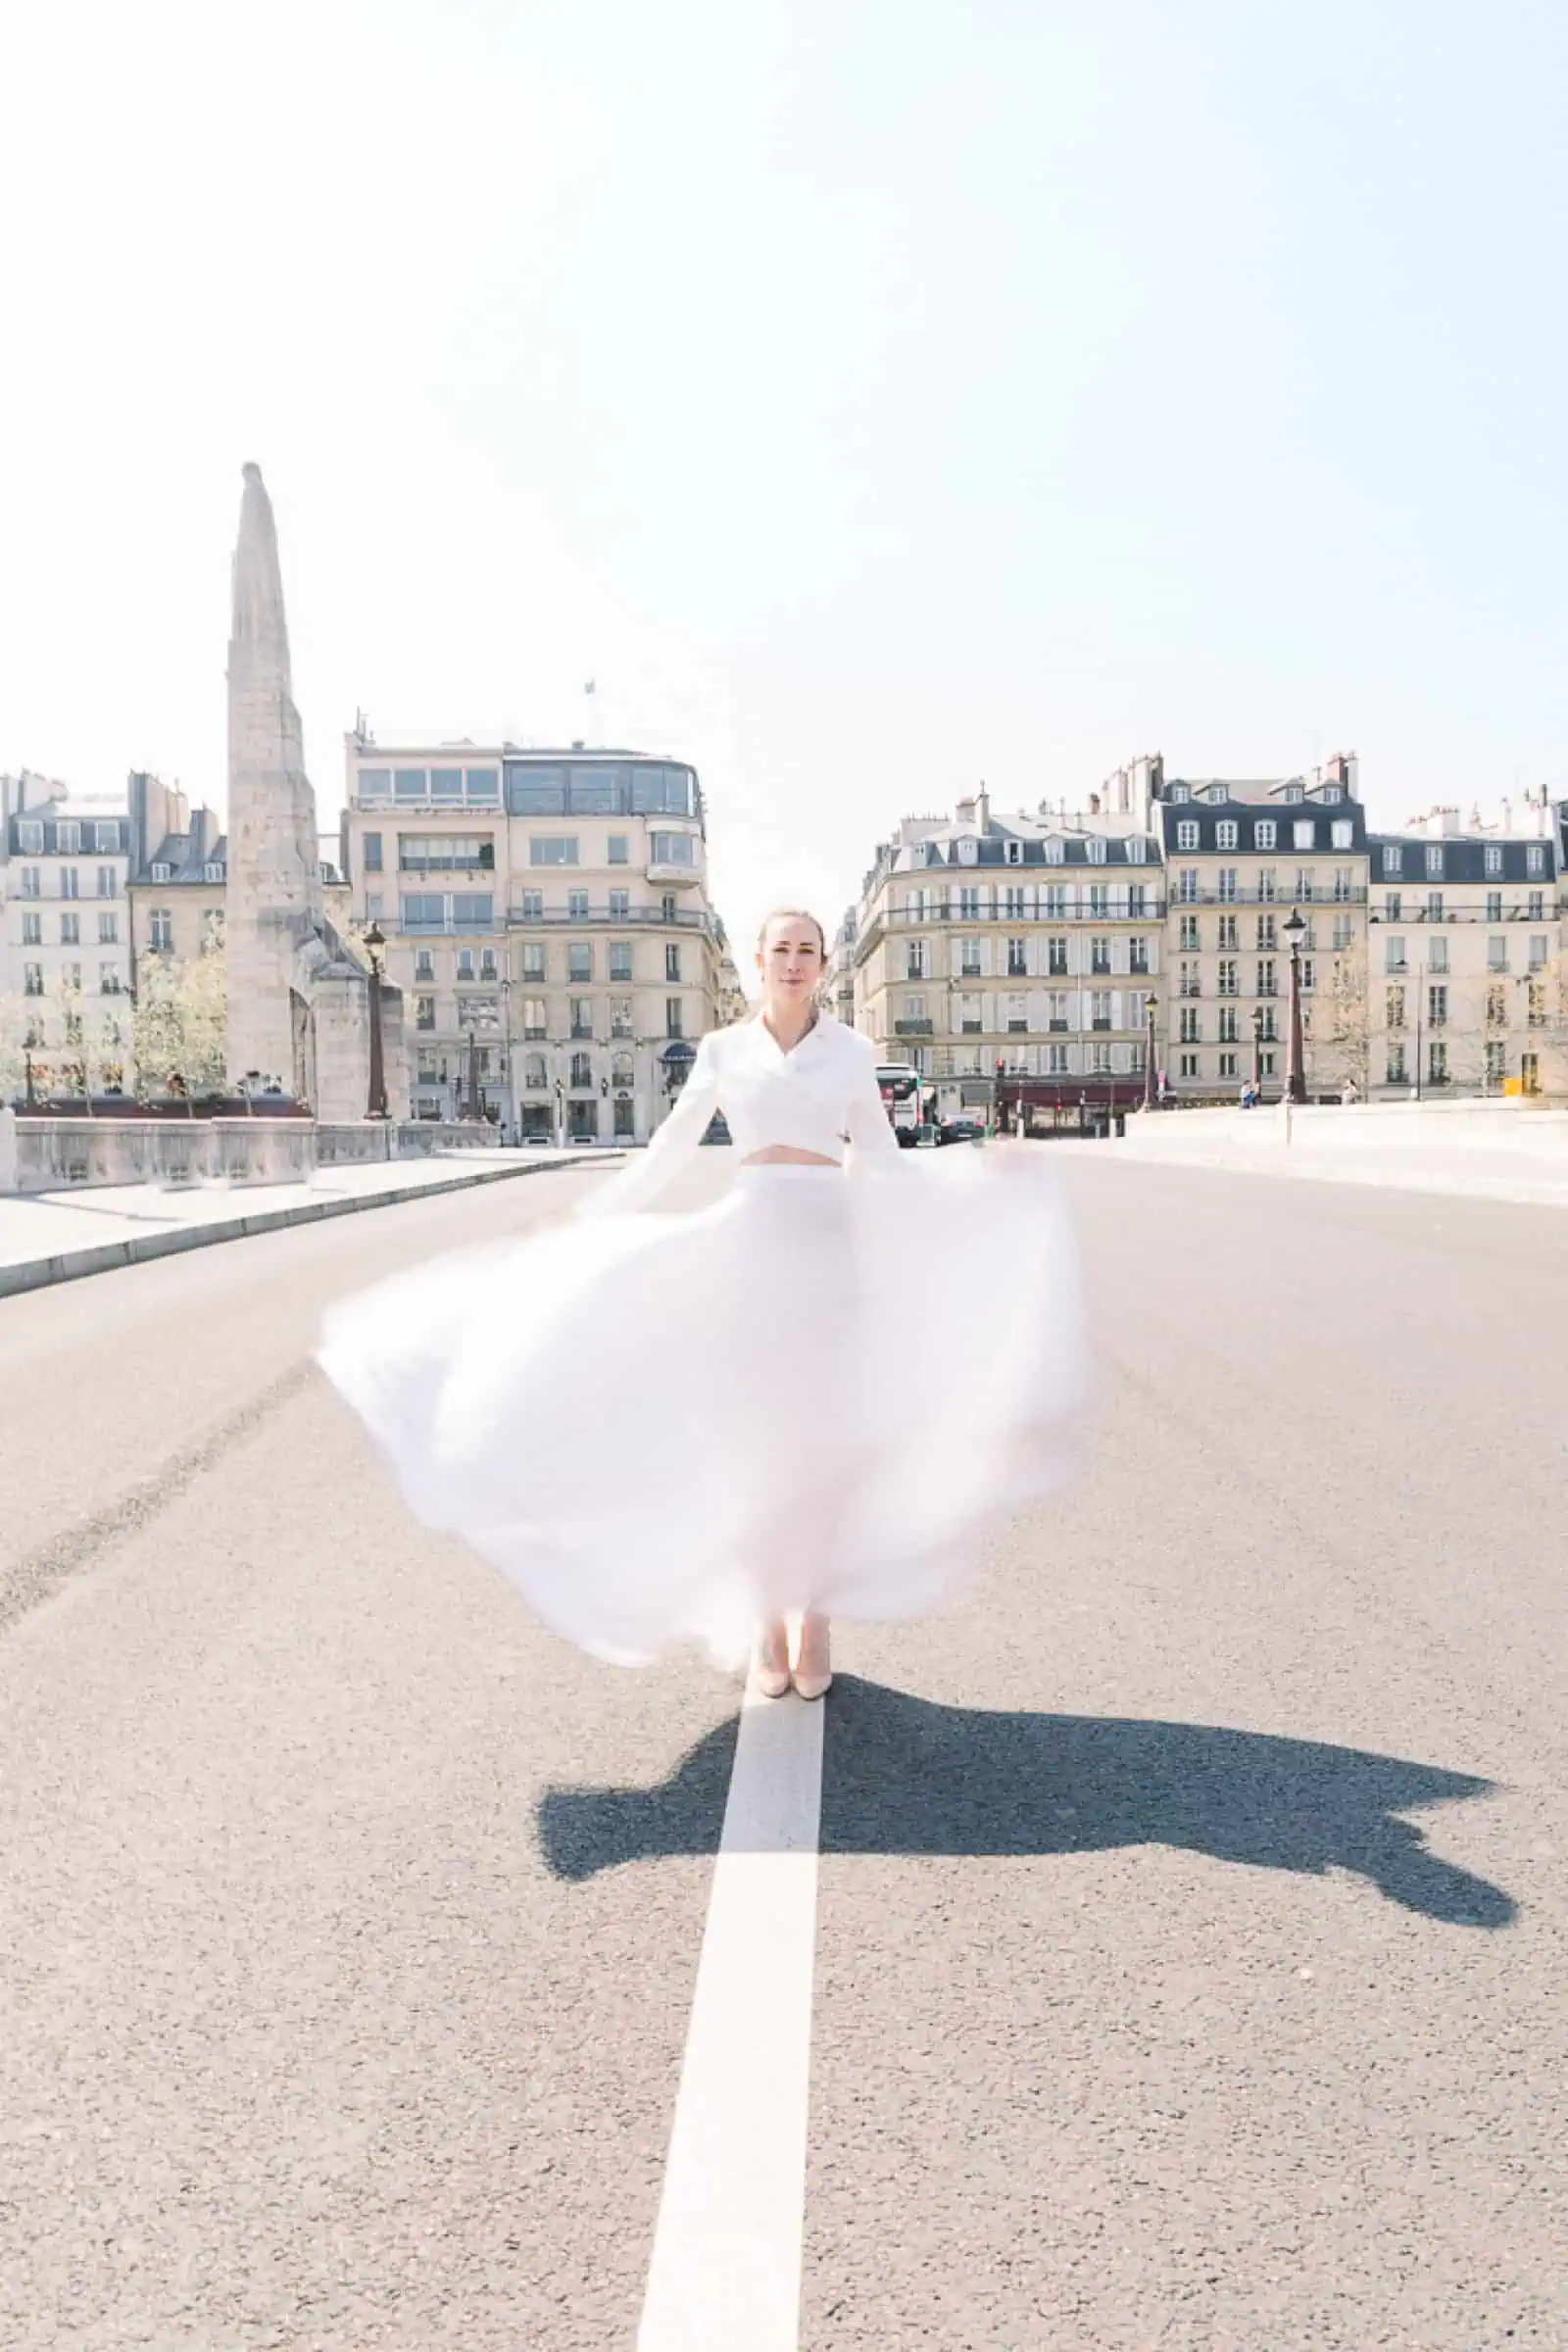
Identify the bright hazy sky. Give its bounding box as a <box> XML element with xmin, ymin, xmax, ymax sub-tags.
<box><xmin>3</xmin><ymin>1</ymin><xmax>1566</xmax><ymax>963</ymax></box>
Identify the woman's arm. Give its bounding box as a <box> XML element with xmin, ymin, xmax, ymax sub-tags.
<box><xmin>574</xmin><ymin>1030</ymin><xmax>723</xmax><ymax>1217</ymax></box>
<box><xmin>844</xmin><ymin>1044</ymin><xmax>902</xmax><ymax>1172</ymax></box>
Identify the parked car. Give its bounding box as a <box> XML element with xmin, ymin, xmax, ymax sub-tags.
<box><xmin>938</xmin><ymin>1117</ymin><xmax>986</xmax><ymax>1147</ymax></box>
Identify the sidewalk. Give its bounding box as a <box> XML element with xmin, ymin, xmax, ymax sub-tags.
<box><xmin>1108</xmin><ymin>1102</ymin><xmax>1568</xmax><ymax>1209</ymax></box>
<box><xmin>0</xmin><ymin>1148</ymin><xmax>615</xmax><ymax>1299</ymax></box>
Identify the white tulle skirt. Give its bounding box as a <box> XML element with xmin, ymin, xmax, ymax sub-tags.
<box><xmin>318</xmin><ymin>1152</ymin><xmax>1084</xmax><ymax>1668</ymax></box>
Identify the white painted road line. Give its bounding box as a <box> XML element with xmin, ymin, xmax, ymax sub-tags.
<box><xmin>637</xmin><ymin>1683</ymin><xmax>826</xmax><ymax>2352</ymax></box>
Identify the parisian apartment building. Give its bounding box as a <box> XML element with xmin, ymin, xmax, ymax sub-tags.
<box><xmin>123</xmin><ymin>771</ymin><xmax>350</xmax><ymax>984</ymax></box>
<box><xmin>843</xmin><ymin>753</ymin><xmax>1568</xmax><ymax>1108</ymax></box>
<box><xmin>1</xmin><ymin>768</ymin><xmax>134</xmax><ymax>1085</ymax></box>
<box><xmin>851</xmin><ymin>761</ymin><xmax>1166</xmax><ymax>1120</ymax></box>
<box><xmin>338</xmin><ymin>734</ymin><xmax>734</xmax><ymax>1140</ymax></box>
<box><xmin>1365</xmin><ymin>793</ymin><xmax>1564</xmax><ymax>1098</ymax></box>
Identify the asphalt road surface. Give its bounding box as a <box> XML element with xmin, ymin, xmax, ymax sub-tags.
<box><xmin>1</xmin><ymin>1152</ymin><xmax>1564</xmax><ymax>2349</ymax></box>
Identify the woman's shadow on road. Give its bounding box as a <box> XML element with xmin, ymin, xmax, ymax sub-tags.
<box><xmin>538</xmin><ymin>1678</ymin><xmax>1516</xmax><ymax>1929</ymax></box>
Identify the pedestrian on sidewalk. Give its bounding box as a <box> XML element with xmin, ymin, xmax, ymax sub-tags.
<box><xmin>318</xmin><ymin>911</ymin><xmax>1081</xmax><ymax>1699</ymax></box>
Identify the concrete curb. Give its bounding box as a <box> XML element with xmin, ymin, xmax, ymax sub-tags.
<box><xmin>0</xmin><ymin>1153</ymin><xmax>611</xmax><ymax>1301</ymax></box>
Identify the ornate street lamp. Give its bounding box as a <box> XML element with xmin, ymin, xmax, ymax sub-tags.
<box><xmin>1251</xmin><ymin>1003</ymin><xmax>1265</xmax><ymax>1100</ymax></box>
<box><xmin>1283</xmin><ymin>907</ymin><xmax>1308</xmax><ymax>1105</ymax></box>
<box><xmin>362</xmin><ymin>920</ymin><xmax>389</xmax><ymax>1119</ymax></box>
<box><xmin>1142</xmin><ymin>993</ymin><xmax>1158</xmax><ymax>1110</ymax></box>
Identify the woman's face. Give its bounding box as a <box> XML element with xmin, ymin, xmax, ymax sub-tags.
<box><xmin>757</xmin><ymin>918</ymin><xmax>824</xmax><ymax>1005</ymax></box>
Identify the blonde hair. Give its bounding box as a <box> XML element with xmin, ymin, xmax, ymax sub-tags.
<box><xmin>755</xmin><ymin>906</ymin><xmax>827</xmax><ymax>959</ymax></box>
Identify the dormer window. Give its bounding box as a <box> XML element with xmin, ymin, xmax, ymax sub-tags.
<box><xmin>1044</xmin><ymin>837</ymin><xmax>1065</xmax><ymax>864</ymax></box>
<box><xmin>1527</xmin><ymin>845</ymin><xmax>1546</xmax><ymax>876</ymax></box>
<box><xmin>1205</xmin><ymin>785</ymin><xmax>1227</xmax><ymax>805</ymax></box>
<box><xmin>1168</xmin><ymin>784</ymin><xmax>1190</xmax><ymax>805</ymax></box>
<box><xmin>1382</xmin><ymin>845</ymin><xmax>1402</xmax><ymax>877</ymax></box>
<box><xmin>1255</xmin><ymin>820</ymin><xmax>1277</xmax><ymax>850</ymax></box>
<box><xmin>1319</xmin><ymin>786</ymin><xmax>1343</xmax><ymax>804</ymax></box>
<box><xmin>1425</xmin><ymin>845</ymin><xmax>1444</xmax><ymax>878</ymax></box>
<box><xmin>17</xmin><ymin>819</ymin><xmax>44</xmax><ymax>854</ymax></box>
<box><xmin>1124</xmin><ymin>837</ymin><xmax>1147</xmax><ymax>862</ymax></box>
<box><xmin>205</xmin><ymin>861</ymin><xmax>225</xmax><ymax>882</ymax></box>
<box><xmin>1004</xmin><ymin>839</ymin><xmax>1024</xmax><ymax>864</ymax></box>
<box><xmin>1086</xmin><ymin>836</ymin><xmax>1107</xmax><ymax>863</ymax></box>
<box><xmin>1176</xmin><ymin>821</ymin><xmax>1200</xmax><ymax>851</ymax></box>
<box><xmin>1284</xmin><ymin>785</ymin><xmax>1304</xmax><ymax>805</ymax></box>
<box><xmin>956</xmin><ymin>836</ymin><xmax>978</xmax><ymax>864</ymax></box>
<box><xmin>1216</xmin><ymin>820</ymin><xmax>1239</xmax><ymax>850</ymax></box>
<box><xmin>151</xmin><ymin>861</ymin><xmax>173</xmax><ymax>882</ymax></box>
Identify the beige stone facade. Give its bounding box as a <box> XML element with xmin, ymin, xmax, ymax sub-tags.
<box><xmin>340</xmin><ymin>736</ymin><xmax>729</xmax><ymax>1142</ymax></box>
<box><xmin>852</xmin><ymin>771</ymin><xmax>1163</xmax><ymax>1123</ymax></box>
<box><xmin>1155</xmin><ymin>755</ymin><xmax>1371</xmax><ymax>1101</ymax></box>
<box><xmin>1366</xmin><ymin>793</ymin><xmax>1566</xmax><ymax>1098</ymax></box>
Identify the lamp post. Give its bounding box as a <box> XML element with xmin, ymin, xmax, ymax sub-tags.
<box><xmin>362</xmin><ymin>920</ymin><xmax>389</xmax><ymax>1119</ymax></box>
<box><xmin>23</xmin><ymin>1048</ymin><xmax>35</xmax><ymax>1109</ymax></box>
<box><xmin>1283</xmin><ymin>906</ymin><xmax>1308</xmax><ymax>1105</ymax></box>
<box><xmin>1143</xmin><ymin>993</ymin><xmax>1158</xmax><ymax>1109</ymax></box>
<box><xmin>499</xmin><ymin>975</ymin><xmax>515</xmax><ymax>1144</ymax></box>
<box><xmin>1251</xmin><ymin>1004</ymin><xmax>1264</xmax><ymax>1100</ymax></box>
<box><xmin>463</xmin><ymin>1026</ymin><xmax>483</xmax><ymax>1122</ymax></box>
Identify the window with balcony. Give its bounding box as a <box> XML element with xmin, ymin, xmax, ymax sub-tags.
<box><xmin>1177</xmin><ymin>868</ymin><xmax>1199</xmax><ymax>904</ymax></box>
<box><xmin>1217</xmin><ymin>958</ymin><xmax>1238</xmax><ymax>996</ymax></box>
<box><xmin>1258</xmin><ymin>1006</ymin><xmax>1278</xmax><ymax>1043</ymax></box>
<box><xmin>1047</xmin><ymin>992</ymin><xmax>1069</xmax><ymax>1032</ymax></box>
<box><xmin>958</xmin><ymin>938</ymin><xmax>983</xmax><ymax>977</ymax></box>
<box><xmin>415</xmin><ymin>948</ymin><xmax>434</xmax><ymax>981</ymax></box>
<box><xmin>1129</xmin><ymin>938</ymin><xmax>1150</xmax><ymax>975</ymax></box>
<box><xmin>1179</xmin><ymin>913</ymin><xmax>1200</xmax><ymax>952</ymax></box>
<box><xmin>1179</xmin><ymin>1007</ymin><xmax>1200</xmax><ymax>1043</ymax></box>
<box><xmin>1215</xmin><ymin>913</ymin><xmax>1237</xmax><ymax>951</ymax></box>
<box><xmin>1255</xmin><ymin>913</ymin><xmax>1276</xmax><ymax>951</ymax></box>
<box><xmin>1294</xmin><ymin>868</ymin><xmax>1314</xmax><ymax>902</ymax></box>
<box><xmin>1331</xmin><ymin>915</ymin><xmax>1353</xmax><ymax>952</ymax></box>
<box><xmin>399</xmin><ymin>834</ymin><xmax>494</xmax><ymax>872</ymax></box>
<box><xmin>1386</xmin><ymin>985</ymin><xmax>1405</xmax><ymax>1031</ymax></box>
<box><xmin>570</xmin><ymin>1051</ymin><xmax>594</xmax><ymax>1090</ymax></box>
<box><xmin>1427</xmin><ymin>983</ymin><xmax>1448</xmax><ymax>1027</ymax></box>
<box><xmin>1429</xmin><ymin>936</ymin><xmax>1449</xmax><ymax>975</ymax></box>
<box><xmin>606</xmin><ymin>889</ymin><xmax>628</xmax><ymax>919</ymax></box>
<box><xmin>21</xmin><ymin>911</ymin><xmax>40</xmax><ymax>946</ymax></box>
<box><xmin>522</xmin><ymin>943</ymin><xmax>547</xmax><ymax>981</ymax></box>
<box><xmin>1003</xmin><ymin>886</ymin><xmax>1029</xmax><ymax>919</ymax></box>
<box><xmin>567</xmin><ymin>997</ymin><xmax>592</xmax><ymax>1039</ymax></box>
<box><xmin>1180</xmin><ymin>959</ymin><xmax>1200</xmax><ymax>999</ymax></box>
<box><xmin>956</xmin><ymin>886</ymin><xmax>984</xmax><ymax>920</ymax></box>
<box><xmin>60</xmin><ymin>911</ymin><xmax>80</xmax><ymax>945</ymax></box>
<box><xmin>1087</xmin><ymin>991</ymin><xmax>1110</xmax><ymax>1031</ymax></box>
<box><xmin>416</xmin><ymin>995</ymin><xmax>437</xmax><ymax>1030</ymax></box>
<box><xmin>564</xmin><ymin>889</ymin><xmax>587</xmax><ymax>920</ymax></box>
<box><xmin>662</xmin><ymin>893</ymin><xmax>678</xmax><ymax>922</ymax></box>
<box><xmin>1005</xmin><ymin>938</ymin><xmax>1028</xmax><ymax>977</ymax></box>
<box><xmin>1218</xmin><ymin>1006</ymin><xmax>1238</xmax><ymax>1043</ymax></box>
<box><xmin>96</xmin><ymin>865</ymin><xmax>117</xmax><ymax>899</ymax></box>
<box><xmin>610</xmin><ymin>943</ymin><xmax>633</xmax><ymax>982</ymax></box>
<box><xmin>1428</xmin><ymin>1040</ymin><xmax>1448</xmax><ymax>1085</ymax></box>
<box><xmin>1257</xmin><ymin>867</ymin><xmax>1277</xmax><ymax>903</ymax></box>
<box><xmin>1043</xmin><ymin>884</ymin><xmax>1068</xmax><ymax>918</ymax></box>
<box><xmin>60</xmin><ymin>867</ymin><xmax>79</xmax><ymax>900</ymax></box>
<box><xmin>521</xmin><ymin>998</ymin><xmax>547</xmax><ymax>1038</ymax></box>
<box><xmin>1530</xmin><ymin>935</ymin><xmax>1548</xmax><ymax>971</ymax></box>
<box><xmin>569</xmin><ymin>943</ymin><xmax>593</xmax><ymax>982</ymax></box>
<box><xmin>457</xmin><ymin>949</ymin><xmax>474</xmax><ymax>981</ymax></box>
<box><xmin>665</xmin><ymin>999</ymin><xmax>685</xmax><ymax>1039</ymax></box>
<box><xmin>906</xmin><ymin>940</ymin><xmax>928</xmax><ymax>980</ymax></box>
<box><xmin>1332</xmin><ymin>867</ymin><xmax>1354</xmax><ymax>902</ymax></box>
<box><xmin>1488</xmin><ymin>937</ymin><xmax>1508</xmax><ymax>973</ymax></box>
<box><xmin>611</xmin><ymin>999</ymin><xmax>633</xmax><ymax>1038</ymax></box>
<box><xmin>957</xmin><ymin>993</ymin><xmax>983</xmax><ymax>1035</ymax></box>
<box><xmin>650</xmin><ymin>831</ymin><xmax>696</xmax><ymax>867</ymax></box>
<box><xmin>1256</xmin><ymin>957</ymin><xmax>1277</xmax><ymax>997</ymax></box>
<box><xmin>1387</xmin><ymin>1043</ymin><xmax>1407</xmax><ymax>1085</ymax></box>
<box><xmin>1047</xmin><ymin>936</ymin><xmax>1068</xmax><ymax>977</ymax></box>
<box><xmin>665</xmin><ymin>943</ymin><xmax>683</xmax><ymax>983</ymax></box>
<box><xmin>1385</xmin><ymin>936</ymin><xmax>1406</xmax><ymax>973</ymax></box>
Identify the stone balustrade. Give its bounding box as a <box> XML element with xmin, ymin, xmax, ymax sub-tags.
<box><xmin>0</xmin><ymin>1113</ymin><xmax>502</xmax><ymax>1195</ymax></box>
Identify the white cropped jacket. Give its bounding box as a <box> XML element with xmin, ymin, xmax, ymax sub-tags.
<box><xmin>579</xmin><ymin>1015</ymin><xmax>900</xmax><ymax>1216</ymax></box>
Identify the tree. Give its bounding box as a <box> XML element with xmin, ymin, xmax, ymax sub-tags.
<box><xmin>130</xmin><ymin>952</ymin><xmax>228</xmax><ymax>1105</ymax></box>
<box><xmin>1309</xmin><ymin>948</ymin><xmax>1371</xmax><ymax>1097</ymax></box>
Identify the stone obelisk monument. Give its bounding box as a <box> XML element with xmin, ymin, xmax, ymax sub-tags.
<box><xmin>224</xmin><ymin>463</ymin><xmax>327</xmax><ymax>1094</ymax></box>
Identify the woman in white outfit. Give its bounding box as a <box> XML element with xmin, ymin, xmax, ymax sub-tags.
<box><xmin>318</xmin><ymin>908</ymin><xmax>1081</xmax><ymax>1698</ymax></box>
